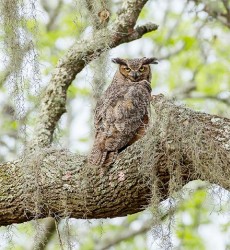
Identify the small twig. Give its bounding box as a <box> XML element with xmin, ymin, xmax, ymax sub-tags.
<box><xmin>36</xmin><ymin>218</ymin><xmax>56</xmax><ymax>250</ymax></box>
<box><xmin>55</xmin><ymin>219</ymin><xmax>64</xmax><ymax>250</ymax></box>
<box><xmin>186</xmin><ymin>94</ymin><xmax>230</xmax><ymax>107</ymax></box>
<box><xmin>40</xmin><ymin>0</ymin><xmax>64</xmax><ymax>31</ymax></box>
<box><xmin>158</xmin><ymin>44</ymin><xmax>185</xmax><ymax>60</ymax></box>
<box><xmin>47</xmin><ymin>0</ymin><xmax>63</xmax><ymax>31</ymax></box>
<box><xmin>221</xmin><ymin>0</ymin><xmax>230</xmax><ymax>23</ymax></box>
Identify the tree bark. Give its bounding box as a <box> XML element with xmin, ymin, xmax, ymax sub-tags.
<box><xmin>0</xmin><ymin>96</ymin><xmax>229</xmax><ymax>226</ymax></box>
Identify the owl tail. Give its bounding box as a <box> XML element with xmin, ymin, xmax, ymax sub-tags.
<box><xmin>88</xmin><ymin>147</ymin><xmax>118</xmax><ymax>167</ymax></box>
<box><xmin>88</xmin><ymin>147</ymin><xmax>108</xmax><ymax>166</ymax></box>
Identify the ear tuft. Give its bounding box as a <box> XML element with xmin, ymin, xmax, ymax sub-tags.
<box><xmin>111</xmin><ymin>58</ymin><xmax>127</xmax><ymax>65</ymax></box>
<box><xmin>142</xmin><ymin>57</ymin><xmax>158</xmax><ymax>65</ymax></box>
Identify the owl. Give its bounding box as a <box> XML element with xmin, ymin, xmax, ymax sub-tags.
<box><xmin>88</xmin><ymin>57</ymin><xmax>158</xmax><ymax>167</ymax></box>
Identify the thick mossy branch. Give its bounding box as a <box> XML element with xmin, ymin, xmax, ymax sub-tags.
<box><xmin>0</xmin><ymin>97</ymin><xmax>229</xmax><ymax>226</ymax></box>
<box><xmin>33</xmin><ymin>0</ymin><xmax>158</xmax><ymax>148</ymax></box>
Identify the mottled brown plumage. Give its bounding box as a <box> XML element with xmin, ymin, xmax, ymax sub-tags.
<box><xmin>88</xmin><ymin>57</ymin><xmax>158</xmax><ymax>166</ymax></box>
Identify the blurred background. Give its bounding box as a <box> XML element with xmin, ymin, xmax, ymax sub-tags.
<box><xmin>0</xmin><ymin>0</ymin><xmax>229</xmax><ymax>249</ymax></box>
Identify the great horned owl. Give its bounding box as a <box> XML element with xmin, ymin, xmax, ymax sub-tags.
<box><xmin>88</xmin><ymin>57</ymin><xmax>158</xmax><ymax>166</ymax></box>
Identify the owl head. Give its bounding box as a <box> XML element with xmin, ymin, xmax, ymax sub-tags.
<box><xmin>112</xmin><ymin>57</ymin><xmax>158</xmax><ymax>82</ymax></box>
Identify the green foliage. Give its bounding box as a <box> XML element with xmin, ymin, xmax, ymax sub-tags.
<box><xmin>68</xmin><ymin>85</ymin><xmax>90</xmax><ymax>99</ymax></box>
<box><xmin>175</xmin><ymin>189</ymin><xmax>209</xmax><ymax>250</ymax></box>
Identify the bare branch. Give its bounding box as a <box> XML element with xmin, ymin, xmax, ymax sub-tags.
<box><xmin>185</xmin><ymin>94</ymin><xmax>230</xmax><ymax>107</ymax></box>
<box><xmin>36</xmin><ymin>218</ymin><xmax>56</xmax><ymax>250</ymax></box>
<box><xmin>47</xmin><ymin>0</ymin><xmax>64</xmax><ymax>31</ymax></box>
<box><xmin>158</xmin><ymin>44</ymin><xmax>185</xmax><ymax>60</ymax></box>
<box><xmin>96</xmin><ymin>206</ymin><xmax>175</xmax><ymax>250</ymax></box>
<box><xmin>97</xmin><ymin>221</ymin><xmax>153</xmax><ymax>250</ymax></box>
<box><xmin>191</xmin><ymin>0</ymin><xmax>230</xmax><ymax>28</ymax></box>
<box><xmin>40</xmin><ymin>0</ymin><xmax>64</xmax><ymax>31</ymax></box>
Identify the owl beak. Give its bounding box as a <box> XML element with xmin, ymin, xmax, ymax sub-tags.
<box><xmin>131</xmin><ymin>71</ymin><xmax>140</xmax><ymax>80</ymax></box>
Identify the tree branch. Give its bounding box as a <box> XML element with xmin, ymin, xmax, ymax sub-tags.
<box><xmin>183</xmin><ymin>93</ymin><xmax>230</xmax><ymax>107</ymax></box>
<box><xmin>32</xmin><ymin>0</ymin><xmax>158</xmax><ymax>148</ymax></box>
<box><xmin>191</xmin><ymin>0</ymin><xmax>230</xmax><ymax>28</ymax></box>
<box><xmin>95</xmin><ymin>206</ymin><xmax>175</xmax><ymax>250</ymax></box>
<box><xmin>96</xmin><ymin>221</ymin><xmax>153</xmax><ymax>250</ymax></box>
<box><xmin>1</xmin><ymin>96</ymin><xmax>229</xmax><ymax>226</ymax></box>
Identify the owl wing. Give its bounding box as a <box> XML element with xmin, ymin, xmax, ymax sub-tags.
<box><xmin>89</xmin><ymin>81</ymin><xmax>151</xmax><ymax>166</ymax></box>
<box><xmin>94</xmin><ymin>83</ymin><xmax>122</xmax><ymax>128</ymax></box>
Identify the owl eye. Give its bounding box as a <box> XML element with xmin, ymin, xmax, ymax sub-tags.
<box><xmin>124</xmin><ymin>67</ymin><xmax>131</xmax><ymax>72</ymax></box>
<box><xmin>139</xmin><ymin>66</ymin><xmax>145</xmax><ymax>72</ymax></box>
